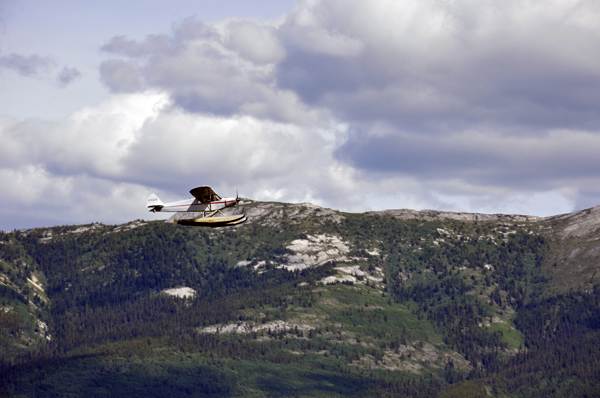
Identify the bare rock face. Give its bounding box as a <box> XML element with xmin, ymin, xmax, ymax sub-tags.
<box><xmin>281</xmin><ymin>234</ymin><xmax>352</xmax><ymax>271</ymax></box>
<box><xmin>166</xmin><ymin>200</ymin><xmax>541</xmax><ymax>225</ymax></box>
<box><xmin>535</xmin><ymin>204</ymin><xmax>600</xmax><ymax>293</ymax></box>
<box><xmin>165</xmin><ymin>200</ymin><xmax>345</xmax><ymax>226</ymax></box>
<box><xmin>162</xmin><ymin>198</ymin><xmax>600</xmax><ymax>292</ymax></box>
<box><xmin>543</xmin><ymin>204</ymin><xmax>600</xmax><ymax>239</ymax></box>
<box><xmin>162</xmin><ymin>287</ymin><xmax>196</xmax><ymax>298</ymax></box>
<box><xmin>370</xmin><ymin>209</ymin><xmax>539</xmax><ymax>222</ymax></box>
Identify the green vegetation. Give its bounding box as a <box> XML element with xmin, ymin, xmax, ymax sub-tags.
<box><xmin>0</xmin><ymin>202</ymin><xmax>599</xmax><ymax>397</ymax></box>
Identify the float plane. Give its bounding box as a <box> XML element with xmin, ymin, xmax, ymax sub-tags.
<box><xmin>147</xmin><ymin>186</ymin><xmax>246</xmax><ymax>227</ymax></box>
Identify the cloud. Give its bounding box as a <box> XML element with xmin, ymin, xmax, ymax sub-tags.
<box><xmin>0</xmin><ymin>92</ymin><xmax>360</xmax><ymax>230</ymax></box>
<box><xmin>0</xmin><ymin>92</ymin><xmax>168</xmax><ymax>177</ymax></box>
<box><xmin>0</xmin><ymin>165</ymin><xmax>157</xmax><ymax>230</ymax></box>
<box><xmin>226</xmin><ymin>20</ymin><xmax>286</xmax><ymax>64</ymax></box>
<box><xmin>0</xmin><ymin>53</ymin><xmax>53</xmax><ymax>76</ymax></box>
<box><xmin>0</xmin><ymin>53</ymin><xmax>81</xmax><ymax>88</ymax></box>
<box><xmin>56</xmin><ymin>66</ymin><xmax>82</xmax><ymax>87</ymax></box>
<box><xmin>337</xmin><ymin>127</ymin><xmax>600</xmax><ymax>186</ymax></box>
<box><xmin>276</xmin><ymin>0</ymin><xmax>600</xmax><ymax>134</ymax></box>
<box><xmin>96</xmin><ymin>0</ymin><xmax>600</xmax><ymax>135</ymax></box>
<box><xmin>4</xmin><ymin>0</ymin><xmax>600</xmax><ymax>229</ymax></box>
<box><xmin>100</xmin><ymin>34</ymin><xmax>180</xmax><ymax>58</ymax></box>
<box><xmin>274</xmin><ymin>0</ymin><xmax>600</xmax><ymax>213</ymax></box>
<box><xmin>99</xmin><ymin>17</ymin><xmax>325</xmax><ymax>124</ymax></box>
<box><xmin>100</xmin><ymin>59</ymin><xmax>144</xmax><ymax>93</ymax></box>
<box><xmin>0</xmin><ymin>90</ymin><xmax>588</xmax><ymax>230</ymax></box>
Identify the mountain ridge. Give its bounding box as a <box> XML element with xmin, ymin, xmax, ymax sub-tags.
<box><xmin>166</xmin><ymin>199</ymin><xmax>544</xmax><ymax>225</ymax></box>
<box><xmin>1</xmin><ymin>200</ymin><xmax>599</xmax><ymax>397</ymax></box>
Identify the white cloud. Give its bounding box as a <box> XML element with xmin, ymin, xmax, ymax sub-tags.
<box><xmin>0</xmin><ymin>165</ymin><xmax>162</xmax><ymax>229</ymax></box>
<box><xmin>3</xmin><ymin>0</ymin><xmax>600</xmax><ymax>229</ymax></box>
<box><xmin>0</xmin><ymin>92</ymin><xmax>360</xmax><ymax>229</ymax></box>
<box><xmin>227</xmin><ymin>21</ymin><xmax>286</xmax><ymax>64</ymax></box>
<box><xmin>0</xmin><ymin>92</ymin><xmax>168</xmax><ymax>178</ymax></box>
<box><xmin>98</xmin><ymin>17</ymin><xmax>311</xmax><ymax>124</ymax></box>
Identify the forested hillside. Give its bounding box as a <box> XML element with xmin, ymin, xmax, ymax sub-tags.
<box><xmin>1</xmin><ymin>200</ymin><xmax>599</xmax><ymax>397</ymax></box>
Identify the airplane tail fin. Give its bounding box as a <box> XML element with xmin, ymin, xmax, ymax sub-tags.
<box><xmin>147</xmin><ymin>193</ymin><xmax>164</xmax><ymax>212</ymax></box>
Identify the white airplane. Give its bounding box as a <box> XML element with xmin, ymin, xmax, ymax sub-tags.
<box><xmin>147</xmin><ymin>186</ymin><xmax>246</xmax><ymax>227</ymax></box>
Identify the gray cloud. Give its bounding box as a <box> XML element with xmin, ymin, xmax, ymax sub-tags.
<box><xmin>96</xmin><ymin>0</ymin><xmax>600</xmax><ymax>135</ymax></box>
<box><xmin>99</xmin><ymin>59</ymin><xmax>144</xmax><ymax>92</ymax></box>
<box><xmin>275</xmin><ymin>0</ymin><xmax>600</xmax><ymax>212</ymax></box>
<box><xmin>0</xmin><ymin>53</ymin><xmax>53</xmax><ymax>76</ymax></box>
<box><xmin>97</xmin><ymin>18</ymin><xmax>313</xmax><ymax>122</ymax></box>
<box><xmin>0</xmin><ymin>93</ymin><xmax>359</xmax><ymax>230</ymax></box>
<box><xmin>4</xmin><ymin>0</ymin><xmax>600</xmax><ymax>230</ymax></box>
<box><xmin>56</xmin><ymin>66</ymin><xmax>81</xmax><ymax>87</ymax></box>
<box><xmin>226</xmin><ymin>21</ymin><xmax>286</xmax><ymax>64</ymax></box>
<box><xmin>337</xmin><ymin>127</ymin><xmax>600</xmax><ymax>189</ymax></box>
<box><xmin>91</xmin><ymin>0</ymin><xmax>600</xmax><ymax>215</ymax></box>
<box><xmin>276</xmin><ymin>1</ymin><xmax>600</xmax><ymax>135</ymax></box>
<box><xmin>101</xmin><ymin>34</ymin><xmax>181</xmax><ymax>57</ymax></box>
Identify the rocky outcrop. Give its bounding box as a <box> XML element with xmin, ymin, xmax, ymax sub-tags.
<box><xmin>281</xmin><ymin>234</ymin><xmax>352</xmax><ymax>271</ymax></box>
<box><xmin>369</xmin><ymin>208</ymin><xmax>539</xmax><ymax>222</ymax></box>
<box><xmin>166</xmin><ymin>200</ymin><xmax>345</xmax><ymax>226</ymax></box>
<box><xmin>535</xmin><ymin>204</ymin><xmax>600</xmax><ymax>293</ymax></box>
<box><xmin>542</xmin><ymin>204</ymin><xmax>600</xmax><ymax>239</ymax></box>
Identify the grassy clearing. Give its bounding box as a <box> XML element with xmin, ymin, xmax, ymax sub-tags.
<box><xmin>314</xmin><ymin>283</ymin><xmax>443</xmax><ymax>344</ymax></box>
<box><xmin>487</xmin><ymin>321</ymin><xmax>524</xmax><ymax>349</ymax></box>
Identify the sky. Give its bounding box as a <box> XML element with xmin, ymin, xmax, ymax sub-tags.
<box><xmin>1</xmin><ymin>0</ymin><xmax>600</xmax><ymax>230</ymax></box>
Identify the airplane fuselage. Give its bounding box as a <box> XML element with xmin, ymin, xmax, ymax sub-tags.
<box><xmin>147</xmin><ymin>186</ymin><xmax>246</xmax><ymax>227</ymax></box>
<box><xmin>156</xmin><ymin>197</ymin><xmax>237</xmax><ymax>212</ymax></box>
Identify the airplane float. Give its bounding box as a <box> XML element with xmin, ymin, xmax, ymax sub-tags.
<box><xmin>147</xmin><ymin>186</ymin><xmax>246</xmax><ymax>227</ymax></box>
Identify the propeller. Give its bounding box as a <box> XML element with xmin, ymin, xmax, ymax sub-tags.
<box><xmin>235</xmin><ymin>189</ymin><xmax>248</xmax><ymax>206</ymax></box>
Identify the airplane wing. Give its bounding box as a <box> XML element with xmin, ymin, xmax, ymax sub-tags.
<box><xmin>189</xmin><ymin>186</ymin><xmax>221</xmax><ymax>203</ymax></box>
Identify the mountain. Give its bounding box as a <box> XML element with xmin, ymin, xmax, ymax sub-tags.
<box><xmin>1</xmin><ymin>200</ymin><xmax>599</xmax><ymax>397</ymax></box>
